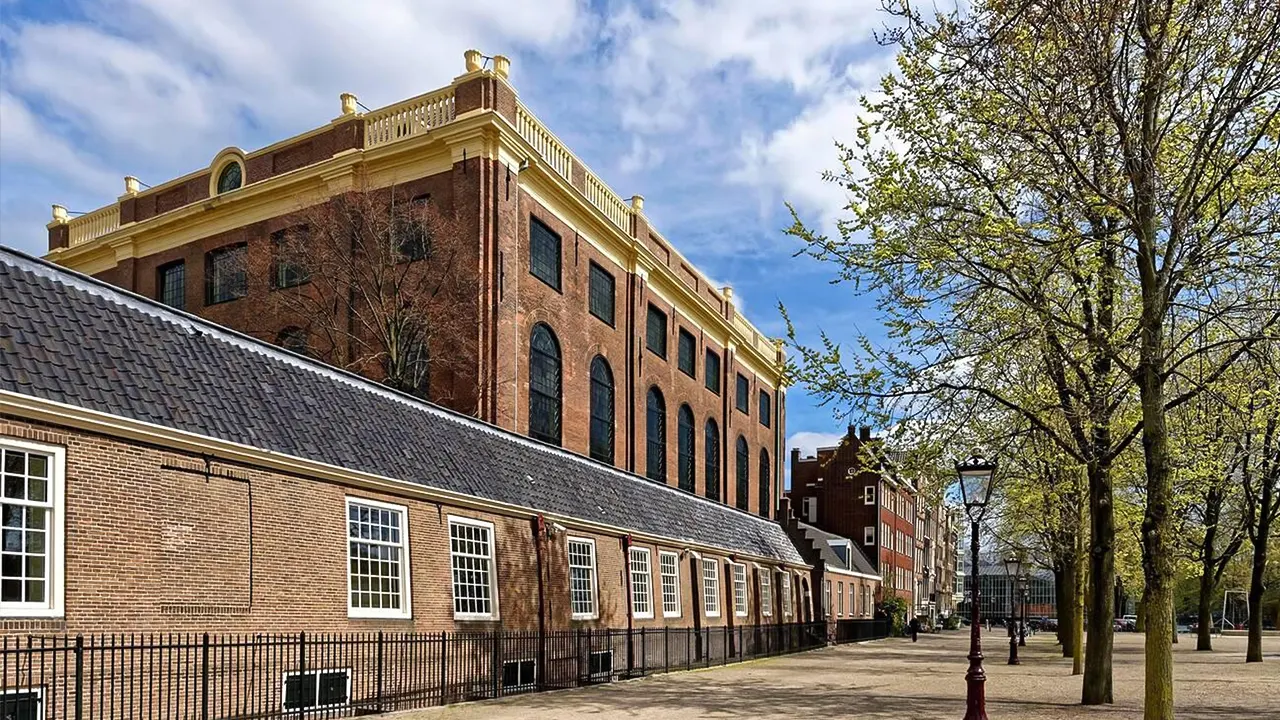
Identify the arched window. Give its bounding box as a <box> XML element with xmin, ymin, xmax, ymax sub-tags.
<box><xmin>529</xmin><ymin>323</ymin><xmax>562</xmax><ymax>445</ymax></box>
<box><xmin>646</xmin><ymin>388</ymin><xmax>666</xmax><ymax>481</ymax></box>
<box><xmin>704</xmin><ymin>419</ymin><xmax>720</xmax><ymax>501</ymax></box>
<box><xmin>759</xmin><ymin>449</ymin><xmax>771</xmax><ymax>518</ymax></box>
<box><xmin>735</xmin><ymin>436</ymin><xmax>749</xmax><ymax>511</ymax></box>
<box><xmin>589</xmin><ymin>356</ymin><xmax>614</xmax><ymax>464</ymax></box>
<box><xmin>677</xmin><ymin>405</ymin><xmax>695</xmax><ymax>492</ymax></box>
<box><xmin>216</xmin><ymin>162</ymin><xmax>243</xmax><ymax>194</ymax></box>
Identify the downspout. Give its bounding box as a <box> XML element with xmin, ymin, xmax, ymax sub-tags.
<box><xmin>532</xmin><ymin>514</ymin><xmax>547</xmax><ymax>690</ymax></box>
<box><xmin>626</xmin><ymin>272</ymin><xmax>638</xmax><ymax>473</ymax></box>
<box><xmin>622</xmin><ymin>534</ymin><xmax>634</xmax><ymax>673</ymax></box>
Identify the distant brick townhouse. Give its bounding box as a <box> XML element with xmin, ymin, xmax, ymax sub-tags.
<box><xmin>0</xmin><ymin>247</ymin><xmax>856</xmax><ymax>650</ymax></box>
<box><xmin>787</xmin><ymin>426</ymin><xmax>919</xmax><ymax>606</ymax></box>
<box><xmin>41</xmin><ymin>49</ymin><xmax>785</xmax><ymax>521</ymax></box>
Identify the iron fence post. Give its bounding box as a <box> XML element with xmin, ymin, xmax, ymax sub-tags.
<box><xmin>375</xmin><ymin>631</ymin><xmax>385</xmax><ymax>711</ymax></box>
<box><xmin>640</xmin><ymin>628</ymin><xmax>646</xmax><ymax>676</ymax></box>
<box><xmin>664</xmin><ymin>626</ymin><xmax>669</xmax><ymax>674</ymax></box>
<box><xmin>491</xmin><ymin>630</ymin><xmax>501</xmax><ymax>698</ymax></box>
<box><xmin>439</xmin><ymin>632</ymin><xmax>448</xmax><ymax>704</ymax></box>
<box><xmin>73</xmin><ymin>635</ymin><xmax>83</xmax><ymax>720</ymax></box>
<box><xmin>201</xmin><ymin>632</ymin><xmax>210</xmax><ymax>720</ymax></box>
<box><xmin>297</xmin><ymin>631</ymin><xmax>307</xmax><ymax>719</ymax></box>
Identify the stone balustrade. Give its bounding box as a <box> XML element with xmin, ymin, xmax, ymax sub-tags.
<box><xmin>363</xmin><ymin>87</ymin><xmax>456</xmax><ymax>150</ymax></box>
<box><xmin>67</xmin><ymin>205</ymin><xmax>120</xmax><ymax>247</ymax></box>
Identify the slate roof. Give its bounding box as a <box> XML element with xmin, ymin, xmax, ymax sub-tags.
<box><xmin>0</xmin><ymin>247</ymin><xmax>803</xmax><ymax>565</ymax></box>
<box><xmin>797</xmin><ymin>521</ymin><xmax>878</xmax><ymax>576</ymax></box>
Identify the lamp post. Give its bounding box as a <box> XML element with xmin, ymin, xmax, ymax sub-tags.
<box><xmin>1003</xmin><ymin>555</ymin><xmax>1023</xmax><ymax>665</ymax></box>
<box><xmin>1018</xmin><ymin>577</ymin><xmax>1029</xmax><ymax>647</ymax></box>
<box><xmin>957</xmin><ymin>453</ymin><xmax>997</xmax><ymax>720</ymax></box>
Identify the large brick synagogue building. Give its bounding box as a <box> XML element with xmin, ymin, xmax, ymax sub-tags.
<box><xmin>42</xmin><ymin>50</ymin><xmax>786</xmax><ymax>519</ymax></box>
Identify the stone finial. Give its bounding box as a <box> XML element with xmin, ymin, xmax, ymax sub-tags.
<box><xmin>51</xmin><ymin>204</ymin><xmax>68</xmax><ymax>224</ymax></box>
<box><xmin>630</xmin><ymin>194</ymin><xmax>645</xmax><ymax>212</ymax></box>
<box><xmin>124</xmin><ymin>176</ymin><xmax>140</xmax><ymax>195</ymax></box>
<box><xmin>340</xmin><ymin>92</ymin><xmax>359</xmax><ymax>116</ymax></box>
<box><xmin>492</xmin><ymin>54</ymin><xmax>511</xmax><ymax>79</ymax></box>
<box><xmin>464</xmin><ymin>49</ymin><xmax>483</xmax><ymax>73</ymax></box>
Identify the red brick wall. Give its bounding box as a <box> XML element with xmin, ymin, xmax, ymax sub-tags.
<box><xmin>0</xmin><ymin>417</ymin><xmax>805</xmax><ymax>635</ymax></box>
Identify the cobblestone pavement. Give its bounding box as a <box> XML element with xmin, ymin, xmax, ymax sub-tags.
<box><xmin>393</xmin><ymin>630</ymin><xmax>1279</xmax><ymax>719</ymax></box>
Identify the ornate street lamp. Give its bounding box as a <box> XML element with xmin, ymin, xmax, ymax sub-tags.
<box><xmin>1003</xmin><ymin>555</ymin><xmax>1023</xmax><ymax>665</ymax></box>
<box><xmin>957</xmin><ymin>452</ymin><xmax>997</xmax><ymax>720</ymax></box>
<box><xmin>1018</xmin><ymin>575</ymin><xmax>1029</xmax><ymax>647</ymax></box>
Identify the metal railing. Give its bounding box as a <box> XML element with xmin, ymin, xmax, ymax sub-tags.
<box><xmin>0</xmin><ymin>622</ymin><xmax>847</xmax><ymax>719</ymax></box>
<box><xmin>833</xmin><ymin>618</ymin><xmax>893</xmax><ymax>644</ymax></box>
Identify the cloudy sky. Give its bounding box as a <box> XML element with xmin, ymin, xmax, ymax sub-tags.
<box><xmin>0</xmin><ymin>0</ymin><xmax>897</xmax><ymax>479</ymax></box>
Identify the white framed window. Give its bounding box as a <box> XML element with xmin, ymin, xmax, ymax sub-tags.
<box><xmin>283</xmin><ymin>668</ymin><xmax>350</xmax><ymax>711</ymax></box>
<box><xmin>732</xmin><ymin>563</ymin><xmax>748</xmax><ymax>617</ymax></box>
<box><xmin>702</xmin><ymin>557</ymin><xmax>720</xmax><ymax>617</ymax></box>
<box><xmin>760</xmin><ymin>570</ymin><xmax>773</xmax><ymax>617</ymax></box>
<box><xmin>864</xmin><ymin>485</ymin><xmax>875</xmax><ymax>505</ymax></box>
<box><xmin>823</xmin><ymin>580</ymin><xmax>832</xmax><ymax>618</ymax></box>
<box><xmin>1</xmin><ymin>438</ymin><xmax>65</xmax><ymax>618</ymax></box>
<box><xmin>848</xmin><ymin>584</ymin><xmax>855</xmax><ymax>617</ymax></box>
<box><xmin>0</xmin><ymin>688</ymin><xmax>43</xmax><ymax>719</ymax></box>
<box><xmin>629</xmin><ymin>547</ymin><xmax>653</xmax><ymax>619</ymax></box>
<box><xmin>659</xmin><ymin>551</ymin><xmax>681</xmax><ymax>618</ymax></box>
<box><xmin>502</xmin><ymin>659</ymin><xmax>537</xmax><ymax>691</ymax></box>
<box><xmin>780</xmin><ymin>572</ymin><xmax>793</xmax><ymax>617</ymax></box>
<box><xmin>567</xmin><ymin>537</ymin><xmax>598</xmax><ymax>620</ymax></box>
<box><xmin>448</xmin><ymin>516</ymin><xmax>498</xmax><ymax>620</ymax></box>
<box><xmin>588</xmin><ymin>650</ymin><xmax>613</xmax><ymax>679</ymax></box>
<box><xmin>346</xmin><ymin>498</ymin><xmax>411</xmax><ymax>619</ymax></box>
<box><xmin>837</xmin><ymin>581</ymin><xmax>844</xmax><ymax>616</ymax></box>
<box><xmin>802</xmin><ymin>496</ymin><xmax>817</xmax><ymax>523</ymax></box>
<box><xmin>864</xmin><ymin>526</ymin><xmax>875</xmax><ymax>546</ymax></box>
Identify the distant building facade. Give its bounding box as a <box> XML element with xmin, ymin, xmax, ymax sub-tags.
<box><xmin>960</xmin><ymin>555</ymin><xmax>1058</xmax><ymax>621</ymax></box>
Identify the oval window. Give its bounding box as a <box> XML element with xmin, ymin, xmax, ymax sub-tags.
<box><xmin>216</xmin><ymin>162</ymin><xmax>243</xmax><ymax>194</ymax></box>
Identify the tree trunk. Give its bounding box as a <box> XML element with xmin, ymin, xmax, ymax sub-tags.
<box><xmin>1197</xmin><ymin>545</ymin><xmax>1215</xmax><ymax>651</ymax></box>
<box><xmin>1083</xmin><ymin>460</ymin><xmax>1115</xmax><ymax>704</ymax></box>
<box><xmin>1136</xmin><ymin>598</ymin><xmax>1146</xmax><ymax>633</ymax></box>
<box><xmin>1074</xmin><ymin>487</ymin><xmax>1087</xmax><ymax>675</ymax></box>
<box><xmin>1247</xmin><ymin>501</ymin><xmax>1272</xmax><ymax>662</ymax></box>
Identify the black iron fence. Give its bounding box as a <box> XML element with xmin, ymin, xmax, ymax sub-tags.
<box><xmin>833</xmin><ymin>618</ymin><xmax>893</xmax><ymax>643</ymax></box>
<box><xmin>0</xmin><ymin>620</ymin><xmax>889</xmax><ymax>719</ymax></box>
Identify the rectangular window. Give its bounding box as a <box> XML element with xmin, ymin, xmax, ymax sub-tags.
<box><xmin>758</xmin><ymin>389</ymin><xmax>771</xmax><ymax>427</ymax></box>
<box><xmin>864</xmin><ymin>486</ymin><xmax>876</xmax><ymax>505</ymax></box>
<box><xmin>568</xmin><ymin>538</ymin><xmax>598</xmax><ymax>620</ymax></box>
<box><xmin>1</xmin><ymin>439</ymin><xmax>64</xmax><ymax>617</ymax></box>
<box><xmin>449</xmin><ymin>517</ymin><xmax>497</xmax><ymax>619</ymax></box>
<box><xmin>659</xmin><ymin>551</ymin><xmax>680</xmax><ymax>618</ymax></box>
<box><xmin>804</xmin><ymin>497</ymin><xmax>818</xmax><ymax>523</ymax></box>
<box><xmin>735</xmin><ymin>374</ymin><xmax>749</xmax><ymax>414</ymax></box>
<box><xmin>732</xmin><ymin>563</ymin><xmax>748</xmax><ymax>617</ymax></box>
<box><xmin>702</xmin><ymin>557</ymin><xmax>720</xmax><ymax>617</ymax></box>
<box><xmin>346</xmin><ymin>498</ymin><xmax>410</xmax><ymax>618</ymax></box>
<box><xmin>863</xmin><ymin>586</ymin><xmax>871</xmax><ymax>617</ymax></box>
<box><xmin>677</xmin><ymin>329</ymin><xmax>696</xmax><ymax>378</ymax></box>
<box><xmin>760</xmin><ymin>571</ymin><xmax>773</xmax><ymax>617</ymax></box>
<box><xmin>283</xmin><ymin>669</ymin><xmax>350</xmax><ymax>711</ymax></box>
<box><xmin>824</xmin><ymin>580</ymin><xmax>832</xmax><ymax>618</ymax></box>
<box><xmin>529</xmin><ymin>217</ymin><xmax>561</xmax><ymax>291</ymax></box>
<box><xmin>205</xmin><ymin>244</ymin><xmax>247</xmax><ymax>305</ymax></box>
<box><xmin>838</xmin><ymin>581</ymin><xmax>844</xmax><ymax>617</ymax></box>
<box><xmin>588</xmin><ymin>650</ymin><xmax>613</xmax><ymax>679</ymax></box>
<box><xmin>646</xmin><ymin>305</ymin><xmax>667</xmax><ymax>358</ymax></box>
<box><xmin>0</xmin><ymin>689</ymin><xmax>42</xmax><ymax>720</ymax></box>
<box><xmin>156</xmin><ymin>261</ymin><xmax>185</xmax><ymax>310</ymax></box>
<box><xmin>629</xmin><ymin>547</ymin><xmax>653</xmax><ymax>619</ymax></box>
<box><xmin>704</xmin><ymin>349</ymin><xmax>721</xmax><ymax>394</ymax></box>
<box><xmin>588</xmin><ymin>262</ymin><xmax>615</xmax><ymax>326</ymax></box>
<box><xmin>502</xmin><ymin>659</ymin><xmax>536</xmax><ymax>691</ymax></box>
<box><xmin>271</xmin><ymin>227</ymin><xmax>311</xmax><ymax>289</ymax></box>
<box><xmin>396</xmin><ymin>194</ymin><xmax>432</xmax><ymax>261</ymax></box>
<box><xmin>864</xmin><ymin>526</ymin><xmax>875</xmax><ymax>546</ymax></box>
<box><xmin>781</xmin><ymin>572</ymin><xmax>792</xmax><ymax>617</ymax></box>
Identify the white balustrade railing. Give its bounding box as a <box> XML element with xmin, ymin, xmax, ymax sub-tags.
<box><xmin>68</xmin><ymin>206</ymin><xmax>120</xmax><ymax>247</ymax></box>
<box><xmin>585</xmin><ymin>174</ymin><xmax>631</xmax><ymax>233</ymax></box>
<box><xmin>515</xmin><ymin>104</ymin><xmax>573</xmax><ymax>182</ymax></box>
<box><xmin>364</xmin><ymin>89</ymin><xmax>456</xmax><ymax>150</ymax></box>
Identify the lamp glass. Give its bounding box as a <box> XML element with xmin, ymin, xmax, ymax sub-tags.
<box><xmin>1004</xmin><ymin>555</ymin><xmax>1023</xmax><ymax>579</ymax></box>
<box><xmin>956</xmin><ymin>454</ymin><xmax>996</xmax><ymax>522</ymax></box>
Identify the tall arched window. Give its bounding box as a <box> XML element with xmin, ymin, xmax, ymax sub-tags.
<box><xmin>529</xmin><ymin>323</ymin><xmax>562</xmax><ymax>445</ymax></box>
<box><xmin>759</xmin><ymin>449</ymin><xmax>771</xmax><ymax>518</ymax></box>
<box><xmin>735</xmin><ymin>436</ymin><xmax>749</xmax><ymax>511</ymax></box>
<box><xmin>677</xmin><ymin>405</ymin><xmax>695</xmax><ymax>492</ymax></box>
<box><xmin>704</xmin><ymin>419</ymin><xmax>720</xmax><ymax>501</ymax></box>
<box><xmin>646</xmin><ymin>388</ymin><xmax>666</xmax><ymax>481</ymax></box>
<box><xmin>589</xmin><ymin>356</ymin><xmax>614</xmax><ymax>464</ymax></box>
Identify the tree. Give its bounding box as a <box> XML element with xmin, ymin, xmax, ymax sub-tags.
<box><xmin>251</xmin><ymin>186</ymin><xmax>482</xmax><ymax>409</ymax></box>
<box><xmin>1236</xmin><ymin>344</ymin><xmax>1280</xmax><ymax>662</ymax></box>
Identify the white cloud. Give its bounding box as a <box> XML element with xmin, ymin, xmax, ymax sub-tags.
<box><xmin>787</xmin><ymin>430</ymin><xmax>846</xmax><ymax>458</ymax></box>
<box><xmin>0</xmin><ymin>92</ymin><xmax>118</xmax><ymax>195</ymax></box>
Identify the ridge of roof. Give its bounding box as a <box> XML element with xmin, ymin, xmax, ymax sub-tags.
<box><xmin>0</xmin><ymin>245</ymin><xmax>801</xmax><ymax>562</ymax></box>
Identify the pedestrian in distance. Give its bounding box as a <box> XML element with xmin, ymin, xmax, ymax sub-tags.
<box><xmin>909</xmin><ymin>617</ymin><xmax>921</xmax><ymax>643</ymax></box>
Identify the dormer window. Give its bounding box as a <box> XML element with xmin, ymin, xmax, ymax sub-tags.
<box><xmin>216</xmin><ymin>162</ymin><xmax>243</xmax><ymax>194</ymax></box>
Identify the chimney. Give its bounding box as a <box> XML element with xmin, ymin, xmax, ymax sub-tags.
<box><xmin>790</xmin><ymin>447</ymin><xmax>800</xmax><ymax>464</ymax></box>
<box><xmin>859</xmin><ymin>426</ymin><xmax>872</xmax><ymax>441</ymax></box>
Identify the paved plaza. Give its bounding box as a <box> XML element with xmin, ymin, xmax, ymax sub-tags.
<box><xmin>399</xmin><ymin>631</ymin><xmax>1278</xmax><ymax>719</ymax></box>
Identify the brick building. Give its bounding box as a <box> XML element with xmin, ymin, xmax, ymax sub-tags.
<box><xmin>786</xmin><ymin>426</ymin><xmax>918</xmax><ymax>606</ymax></box>
<box><xmin>41</xmin><ymin>49</ymin><xmax>785</xmax><ymax>520</ymax></box>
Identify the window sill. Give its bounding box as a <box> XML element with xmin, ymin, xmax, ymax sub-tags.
<box><xmin>205</xmin><ymin>295</ymin><xmax>246</xmax><ymax>306</ymax></box>
<box><xmin>705</xmin><ymin>611</ymin><xmax>721</xmax><ymax>619</ymax></box>
<box><xmin>0</xmin><ymin>607</ymin><xmax>64</xmax><ymax>619</ymax></box>
<box><xmin>734</xmin><ymin>612</ymin><xmax>748</xmax><ymax>618</ymax></box>
<box><xmin>633</xmin><ymin>612</ymin><xmax>654</xmax><ymax>620</ymax></box>
<box><xmin>571</xmin><ymin>613</ymin><xmax>598</xmax><ymax>621</ymax></box>
<box><xmin>662</xmin><ymin>611</ymin><xmax>681</xmax><ymax>619</ymax></box>
<box><xmin>454</xmin><ymin>613</ymin><xmax>499</xmax><ymax>622</ymax></box>
<box><xmin>348</xmin><ymin>608</ymin><xmax>412</xmax><ymax>620</ymax></box>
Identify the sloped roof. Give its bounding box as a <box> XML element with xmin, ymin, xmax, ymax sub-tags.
<box><xmin>0</xmin><ymin>247</ymin><xmax>803</xmax><ymax>565</ymax></box>
<box><xmin>796</xmin><ymin>521</ymin><xmax>878</xmax><ymax>576</ymax></box>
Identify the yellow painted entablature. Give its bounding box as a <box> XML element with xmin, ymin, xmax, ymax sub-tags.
<box><xmin>45</xmin><ymin>50</ymin><xmax>785</xmax><ymax>385</ymax></box>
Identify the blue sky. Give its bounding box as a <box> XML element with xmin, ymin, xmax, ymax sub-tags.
<box><xmin>0</xmin><ymin>0</ymin><xmax>895</xmax><ymax>477</ymax></box>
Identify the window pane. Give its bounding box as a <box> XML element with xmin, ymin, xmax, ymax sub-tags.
<box><xmin>758</xmin><ymin>389</ymin><xmax>771</xmax><ymax>427</ymax></box>
<box><xmin>157</xmin><ymin>261</ymin><xmax>186</xmax><ymax>310</ymax></box>
<box><xmin>704</xmin><ymin>420</ymin><xmax>720</xmax><ymax>502</ymax></box>
<box><xmin>736</xmin><ymin>374</ymin><xmax>749</xmax><ymax>414</ymax></box>
<box><xmin>677</xmin><ymin>405</ymin><xmax>695</xmax><ymax>492</ymax></box>
<box><xmin>530</xmin><ymin>218</ymin><xmax>561</xmax><ymax>290</ymax></box>
<box><xmin>347</xmin><ymin>502</ymin><xmax>407</xmax><ymax>613</ymax></box>
<box><xmin>759</xmin><ymin>450</ymin><xmax>771</xmax><ymax>518</ymax></box>
<box><xmin>568</xmin><ymin>539</ymin><xmax>597</xmax><ymax>618</ymax></box>
<box><xmin>589</xmin><ymin>357</ymin><xmax>614</xmax><ymax>464</ymax></box>
<box><xmin>588</xmin><ymin>263</ymin><xmax>615</xmax><ymax>325</ymax></box>
<box><xmin>206</xmin><ymin>245</ymin><xmax>247</xmax><ymax>304</ymax></box>
<box><xmin>646</xmin><ymin>305</ymin><xmax>667</xmax><ymax>357</ymax></box>
<box><xmin>216</xmin><ymin>162</ymin><xmax>243</xmax><ymax>194</ymax></box>
<box><xmin>630</xmin><ymin>549</ymin><xmax>652</xmax><ymax>617</ymax></box>
<box><xmin>529</xmin><ymin>325</ymin><xmax>563</xmax><ymax>445</ymax></box>
<box><xmin>736</xmin><ymin>437</ymin><xmax>749</xmax><ymax>511</ymax></box>
<box><xmin>646</xmin><ymin>388</ymin><xmax>666</xmax><ymax>481</ymax></box>
<box><xmin>272</xmin><ymin>227</ymin><xmax>311</xmax><ymax>288</ymax></box>
<box><xmin>705</xmin><ymin>350</ymin><xmax>721</xmax><ymax>394</ymax></box>
<box><xmin>450</xmin><ymin>521</ymin><xmax>494</xmax><ymax>616</ymax></box>
<box><xmin>677</xmin><ymin>330</ymin><xmax>696</xmax><ymax>377</ymax></box>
